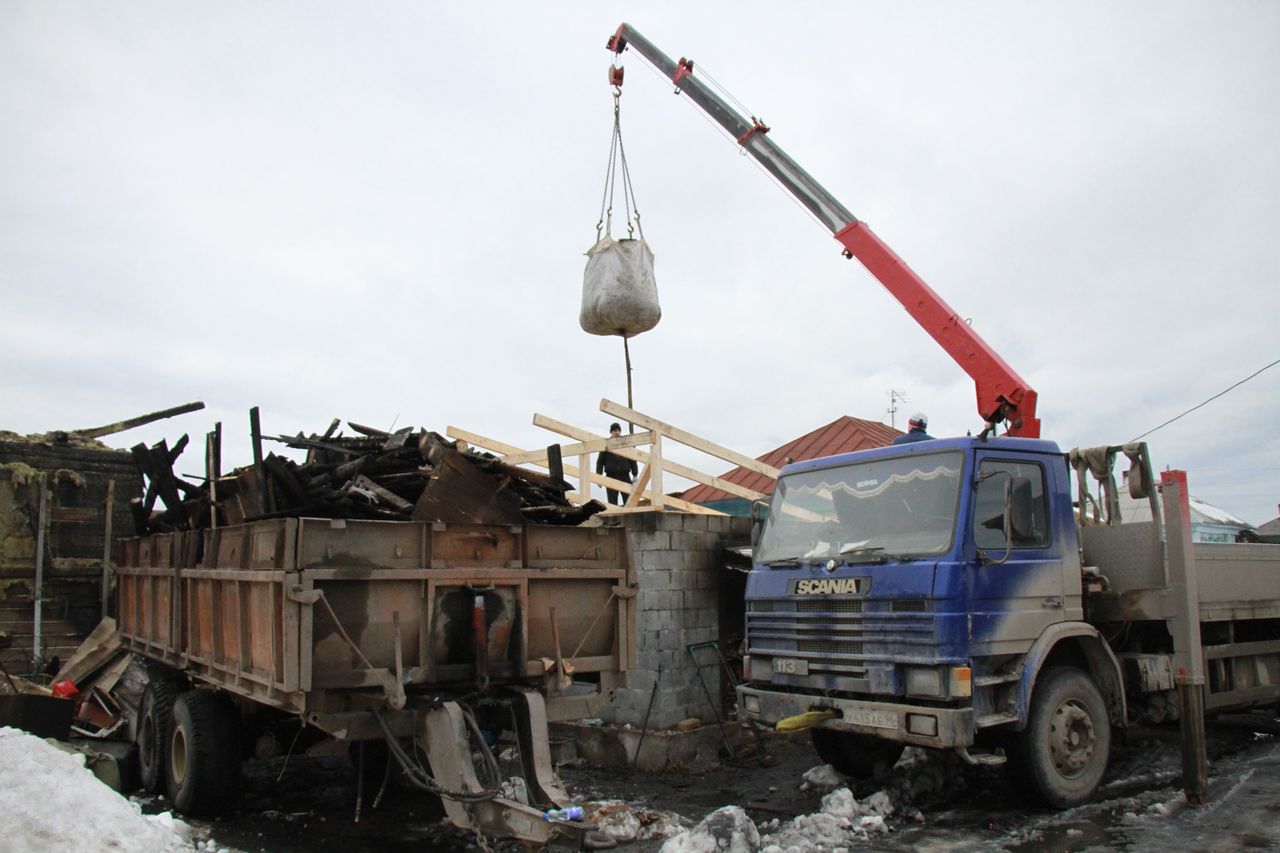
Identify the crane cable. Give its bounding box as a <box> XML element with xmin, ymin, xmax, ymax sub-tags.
<box><xmin>595</xmin><ymin>86</ymin><xmax>644</xmax><ymax>242</ymax></box>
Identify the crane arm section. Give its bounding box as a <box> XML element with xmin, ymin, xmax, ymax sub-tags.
<box><xmin>607</xmin><ymin>23</ymin><xmax>1040</xmax><ymax>438</ymax></box>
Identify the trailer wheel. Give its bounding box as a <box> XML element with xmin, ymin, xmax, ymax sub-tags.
<box><xmin>810</xmin><ymin>729</ymin><xmax>905</xmax><ymax>780</ymax></box>
<box><xmin>137</xmin><ymin>677</ymin><xmax>182</xmax><ymax>794</ymax></box>
<box><xmin>166</xmin><ymin>690</ymin><xmax>241</xmax><ymax>816</ymax></box>
<box><xmin>1014</xmin><ymin>666</ymin><xmax>1110</xmax><ymax>808</ymax></box>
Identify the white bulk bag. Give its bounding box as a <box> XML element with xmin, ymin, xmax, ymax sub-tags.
<box><xmin>579</xmin><ymin>236</ymin><xmax>661</xmax><ymax>337</ymax></box>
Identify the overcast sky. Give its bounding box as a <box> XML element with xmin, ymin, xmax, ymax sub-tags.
<box><xmin>2</xmin><ymin>2</ymin><xmax>1277</xmax><ymax>524</ymax></box>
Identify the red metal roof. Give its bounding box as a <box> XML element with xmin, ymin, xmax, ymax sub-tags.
<box><xmin>681</xmin><ymin>415</ymin><xmax>902</xmax><ymax>504</ymax></box>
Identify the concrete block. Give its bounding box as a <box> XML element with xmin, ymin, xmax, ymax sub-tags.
<box><xmin>682</xmin><ymin>515</ymin><xmax>709</xmax><ymax>532</ymax></box>
<box><xmin>637</xmin><ymin>568</ymin><xmax>671</xmax><ymax>591</ymax></box>
<box><xmin>641</xmin><ymin>549</ymin><xmax>683</xmax><ymax>572</ymax></box>
<box><xmin>655</xmin><ymin>512</ymin><xmax>687</xmax><ymax>531</ymax></box>
<box><xmin>670</xmin><ymin>530</ymin><xmax>703</xmax><ymax>552</ymax></box>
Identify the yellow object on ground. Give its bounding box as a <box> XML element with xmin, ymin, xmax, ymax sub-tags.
<box><xmin>775</xmin><ymin>710</ymin><xmax>837</xmax><ymax>732</ymax></box>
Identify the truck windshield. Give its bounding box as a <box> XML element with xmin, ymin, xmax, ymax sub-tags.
<box><xmin>756</xmin><ymin>451</ymin><xmax>963</xmax><ymax>564</ymax></box>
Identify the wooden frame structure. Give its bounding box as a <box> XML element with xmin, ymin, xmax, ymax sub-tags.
<box><xmin>448</xmin><ymin>399</ymin><xmax>781</xmax><ymax>515</ymax></box>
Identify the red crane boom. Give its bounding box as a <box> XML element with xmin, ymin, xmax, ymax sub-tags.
<box><xmin>607</xmin><ymin>23</ymin><xmax>1040</xmax><ymax>438</ymax></box>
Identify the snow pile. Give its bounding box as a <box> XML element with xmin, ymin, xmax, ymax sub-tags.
<box><xmin>758</xmin><ymin>786</ymin><xmax>893</xmax><ymax>852</ymax></box>
<box><xmin>0</xmin><ymin>727</ymin><xmax>196</xmax><ymax>853</ymax></box>
<box><xmin>799</xmin><ymin>763</ymin><xmax>843</xmax><ymax>790</ymax></box>
<box><xmin>660</xmin><ymin>805</ymin><xmax>759</xmax><ymax>853</ymax></box>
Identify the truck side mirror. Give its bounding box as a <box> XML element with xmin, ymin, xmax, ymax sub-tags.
<box><xmin>1009</xmin><ymin>477</ymin><xmax>1035</xmax><ymax>542</ymax></box>
<box><xmin>750</xmin><ymin>499</ymin><xmax>769</xmax><ymax>548</ymax></box>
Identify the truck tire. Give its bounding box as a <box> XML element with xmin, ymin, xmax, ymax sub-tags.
<box><xmin>810</xmin><ymin>728</ymin><xmax>905</xmax><ymax>780</ymax></box>
<box><xmin>137</xmin><ymin>677</ymin><xmax>182</xmax><ymax>794</ymax></box>
<box><xmin>166</xmin><ymin>690</ymin><xmax>241</xmax><ymax>816</ymax></box>
<box><xmin>1014</xmin><ymin>666</ymin><xmax>1110</xmax><ymax>809</ymax></box>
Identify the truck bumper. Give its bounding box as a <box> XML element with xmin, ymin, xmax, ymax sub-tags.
<box><xmin>737</xmin><ymin>684</ymin><xmax>974</xmax><ymax>748</ymax></box>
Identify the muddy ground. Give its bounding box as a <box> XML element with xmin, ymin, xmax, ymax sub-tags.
<box><xmin>159</xmin><ymin>710</ymin><xmax>1280</xmax><ymax>852</ymax></box>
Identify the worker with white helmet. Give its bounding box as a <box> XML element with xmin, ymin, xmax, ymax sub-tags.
<box><xmin>892</xmin><ymin>413</ymin><xmax>933</xmax><ymax>445</ymax></box>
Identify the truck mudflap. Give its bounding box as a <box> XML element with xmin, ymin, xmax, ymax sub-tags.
<box><xmin>738</xmin><ymin>684</ymin><xmax>973</xmax><ymax>748</ymax></box>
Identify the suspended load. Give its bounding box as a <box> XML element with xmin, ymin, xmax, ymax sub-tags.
<box><xmin>580</xmin><ymin>235</ymin><xmax>659</xmax><ymax>337</ymax></box>
<box><xmin>580</xmin><ymin>71</ymin><xmax>660</xmax><ymax>338</ymax></box>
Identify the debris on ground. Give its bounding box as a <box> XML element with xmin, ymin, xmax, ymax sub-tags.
<box><xmin>585</xmin><ymin>799</ymin><xmax>689</xmax><ymax>844</ymax></box>
<box><xmin>0</xmin><ymin>726</ymin><xmax>197</xmax><ymax>852</ymax></box>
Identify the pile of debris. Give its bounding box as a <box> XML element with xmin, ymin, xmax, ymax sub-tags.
<box><xmin>131</xmin><ymin>414</ymin><xmax>603</xmax><ymax>534</ymax></box>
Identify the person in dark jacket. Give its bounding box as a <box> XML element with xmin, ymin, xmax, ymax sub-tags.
<box><xmin>891</xmin><ymin>413</ymin><xmax>933</xmax><ymax>445</ymax></box>
<box><xmin>597</xmin><ymin>422</ymin><xmax>638</xmax><ymax>505</ymax></box>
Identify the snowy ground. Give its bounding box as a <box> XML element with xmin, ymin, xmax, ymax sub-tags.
<box><xmin>0</xmin><ymin>726</ymin><xmax>196</xmax><ymax>853</ymax></box>
<box><xmin>8</xmin><ymin>712</ymin><xmax>1274</xmax><ymax>853</ymax></box>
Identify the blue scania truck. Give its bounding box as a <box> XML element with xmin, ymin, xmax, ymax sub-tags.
<box><xmin>736</xmin><ymin>438</ymin><xmax>1280</xmax><ymax>806</ymax></box>
<box><xmin>604</xmin><ymin>23</ymin><xmax>1280</xmax><ymax>807</ymax></box>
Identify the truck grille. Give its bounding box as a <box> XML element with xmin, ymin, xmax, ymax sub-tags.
<box><xmin>746</xmin><ymin>597</ymin><xmax>934</xmax><ymax>671</ymax></box>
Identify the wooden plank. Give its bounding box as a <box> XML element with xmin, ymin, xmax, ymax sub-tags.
<box><xmin>532</xmin><ymin>414</ymin><xmax>769</xmax><ymax>502</ymax></box>
<box><xmin>445</xmin><ymin>427</ymin><xmax>721</xmax><ymax>515</ymax></box>
<box><xmin>501</xmin><ymin>431</ymin><xmax>652</xmax><ymax>466</ymax></box>
<box><xmin>650</xmin><ymin>434</ymin><xmax>665</xmax><ymax>509</ymax></box>
<box><xmin>100</xmin><ymin>479</ymin><xmax>114</xmax><ymax>619</ymax></box>
<box><xmin>624</xmin><ymin>465</ymin><xmax>652</xmax><ymax>508</ymax></box>
<box><xmin>600</xmin><ymin>399</ymin><xmax>780</xmax><ymax>478</ymax></box>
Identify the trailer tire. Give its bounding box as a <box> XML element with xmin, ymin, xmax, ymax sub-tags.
<box><xmin>137</xmin><ymin>677</ymin><xmax>182</xmax><ymax>794</ymax></box>
<box><xmin>1014</xmin><ymin>666</ymin><xmax>1110</xmax><ymax>809</ymax></box>
<box><xmin>810</xmin><ymin>729</ymin><xmax>905</xmax><ymax>780</ymax></box>
<box><xmin>166</xmin><ymin>690</ymin><xmax>241</xmax><ymax>816</ymax></box>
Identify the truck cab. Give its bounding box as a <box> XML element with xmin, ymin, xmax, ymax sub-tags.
<box><xmin>738</xmin><ymin>436</ymin><xmax>1121</xmax><ymax>804</ymax></box>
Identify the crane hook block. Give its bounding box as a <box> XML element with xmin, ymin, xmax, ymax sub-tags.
<box><xmin>609</xmin><ymin>66</ymin><xmax>625</xmax><ymax>87</ymax></box>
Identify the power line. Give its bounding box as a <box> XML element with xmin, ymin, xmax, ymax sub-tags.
<box><xmin>1131</xmin><ymin>356</ymin><xmax>1280</xmax><ymax>442</ymax></box>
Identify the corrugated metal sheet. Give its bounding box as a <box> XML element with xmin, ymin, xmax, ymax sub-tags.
<box><xmin>681</xmin><ymin>416</ymin><xmax>901</xmax><ymax>504</ymax></box>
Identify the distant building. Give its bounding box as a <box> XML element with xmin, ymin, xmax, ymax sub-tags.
<box><xmin>1256</xmin><ymin>505</ymin><xmax>1280</xmax><ymax>543</ymax></box>
<box><xmin>681</xmin><ymin>415</ymin><xmax>901</xmax><ymax>516</ymax></box>
<box><xmin>1114</xmin><ymin>472</ymin><xmax>1254</xmax><ymax>543</ymax></box>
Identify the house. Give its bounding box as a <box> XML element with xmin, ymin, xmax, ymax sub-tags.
<box><xmin>1113</xmin><ymin>472</ymin><xmax>1255</xmax><ymax>543</ymax></box>
<box><xmin>681</xmin><ymin>415</ymin><xmax>901</xmax><ymax>515</ymax></box>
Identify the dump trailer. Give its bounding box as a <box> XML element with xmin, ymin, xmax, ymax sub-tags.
<box><xmin>114</xmin><ymin>517</ymin><xmax>635</xmax><ymax>844</ymax></box>
<box><xmin>736</xmin><ymin>441</ymin><xmax>1280</xmax><ymax>806</ymax></box>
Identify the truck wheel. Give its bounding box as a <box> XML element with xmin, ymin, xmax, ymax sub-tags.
<box><xmin>137</xmin><ymin>677</ymin><xmax>182</xmax><ymax>794</ymax></box>
<box><xmin>810</xmin><ymin>728</ymin><xmax>905</xmax><ymax>780</ymax></box>
<box><xmin>166</xmin><ymin>690</ymin><xmax>241</xmax><ymax>816</ymax></box>
<box><xmin>1015</xmin><ymin>667</ymin><xmax>1110</xmax><ymax>809</ymax></box>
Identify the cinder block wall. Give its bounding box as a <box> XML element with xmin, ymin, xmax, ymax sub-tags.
<box><xmin>607</xmin><ymin>512</ymin><xmax>751</xmax><ymax>729</ymax></box>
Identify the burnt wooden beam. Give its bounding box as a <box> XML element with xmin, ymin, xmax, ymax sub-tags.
<box><xmin>249</xmin><ymin>406</ymin><xmax>273</xmax><ymax>515</ymax></box>
<box><xmin>168</xmin><ymin>433</ymin><xmax>189</xmax><ymax>463</ymax></box>
<box><xmin>73</xmin><ymin>401</ymin><xmax>206</xmax><ymax>440</ymax></box>
<box><xmin>348</xmin><ymin>421</ymin><xmax>390</xmax><ymax>438</ymax></box>
<box><xmin>263</xmin><ymin>454</ymin><xmax>309</xmax><ymax>511</ymax></box>
<box><xmin>547</xmin><ymin>444</ymin><xmax>564</xmax><ymax>487</ymax></box>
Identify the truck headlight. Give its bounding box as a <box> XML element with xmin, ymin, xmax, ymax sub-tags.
<box><xmin>748</xmin><ymin>655</ymin><xmax>774</xmax><ymax>682</ymax></box>
<box><xmin>905</xmin><ymin>667</ymin><xmax>944</xmax><ymax>698</ymax></box>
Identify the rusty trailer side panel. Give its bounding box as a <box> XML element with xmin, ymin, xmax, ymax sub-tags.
<box><xmin>115</xmin><ymin>519</ymin><xmax>635</xmax><ymax>719</ymax></box>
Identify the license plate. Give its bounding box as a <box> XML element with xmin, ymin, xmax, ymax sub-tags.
<box><xmin>772</xmin><ymin>657</ymin><xmax>809</xmax><ymax>676</ymax></box>
<box><xmin>846</xmin><ymin>708</ymin><xmax>898</xmax><ymax>730</ymax></box>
